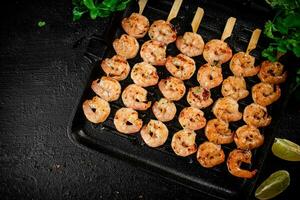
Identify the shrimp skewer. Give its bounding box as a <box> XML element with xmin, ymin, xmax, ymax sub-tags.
<box><xmin>83</xmin><ymin>96</ymin><xmax>111</xmax><ymax>124</ymax></box>
<box><xmin>230</xmin><ymin>29</ymin><xmax>261</xmax><ymax>77</ymax></box>
<box><xmin>227</xmin><ymin>149</ymin><xmax>257</xmax><ymax>179</ymax></box>
<box><xmin>140</xmin><ymin>40</ymin><xmax>167</xmax><ymax>66</ymax></box>
<box><xmin>122</xmin><ymin>84</ymin><xmax>151</xmax><ymax>111</ymax></box>
<box><xmin>252</xmin><ymin>82</ymin><xmax>281</xmax><ymax>107</ymax></box>
<box><xmin>152</xmin><ymin>98</ymin><xmax>177</xmax><ymax>122</ymax></box>
<box><xmin>121</xmin><ymin>0</ymin><xmax>149</xmax><ymax>38</ymax></box>
<box><xmin>205</xmin><ymin>118</ymin><xmax>233</xmax><ymax>144</ymax></box>
<box><xmin>171</xmin><ymin>129</ymin><xmax>197</xmax><ymax>157</ymax></box>
<box><xmin>187</xmin><ymin>86</ymin><xmax>213</xmax><ymax>109</ymax></box>
<box><xmin>234</xmin><ymin>125</ymin><xmax>264</xmax><ymax>150</ymax></box>
<box><xmin>114</xmin><ymin>107</ymin><xmax>143</xmax><ymax>134</ymax></box>
<box><xmin>221</xmin><ymin>76</ymin><xmax>249</xmax><ymax>101</ymax></box>
<box><xmin>197</xmin><ymin>63</ymin><xmax>223</xmax><ymax>89</ymax></box>
<box><xmin>91</xmin><ymin>76</ymin><xmax>121</xmax><ymax>102</ymax></box>
<box><xmin>140</xmin><ymin>119</ymin><xmax>169</xmax><ymax>148</ymax></box>
<box><xmin>165</xmin><ymin>53</ymin><xmax>196</xmax><ymax>80</ymax></box>
<box><xmin>113</xmin><ymin>34</ymin><xmax>139</xmax><ymax>59</ymax></box>
<box><xmin>131</xmin><ymin>62</ymin><xmax>159</xmax><ymax>87</ymax></box>
<box><xmin>203</xmin><ymin>17</ymin><xmax>236</xmax><ymax>65</ymax></box>
<box><xmin>148</xmin><ymin>0</ymin><xmax>183</xmax><ymax>44</ymax></box>
<box><xmin>176</xmin><ymin>7</ymin><xmax>205</xmax><ymax>57</ymax></box>
<box><xmin>258</xmin><ymin>61</ymin><xmax>287</xmax><ymax>84</ymax></box>
<box><xmin>158</xmin><ymin>76</ymin><xmax>186</xmax><ymax>101</ymax></box>
<box><xmin>178</xmin><ymin>107</ymin><xmax>206</xmax><ymax>131</ymax></box>
<box><xmin>197</xmin><ymin>141</ymin><xmax>225</xmax><ymax>168</ymax></box>
<box><xmin>212</xmin><ymin>97</ymin><xmax>242</xmax><ymax>122</ymax></box>
<box><xmin>101</xmin><ymin>55</ymin><xmax>130</xmax><ymax>81</ymax></box>
<box><xmin>243</xmin><ymin>103</ymin><xmax>272</xmax><ymax>127</ymax></box>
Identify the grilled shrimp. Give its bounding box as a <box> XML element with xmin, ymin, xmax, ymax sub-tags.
<box><xmin>187</xmin><ymin>86</ymin><xmax>213</xmax><ymax>109</ymax></box>
<box><xmin>197</xmin><ymin>141</ymin><xmax>225</xmax><ymax>168</ymax></box>
<box><xmin>131</xmin><ymin>62</ymin><xmax>159</xmax><ymax>87</ymax></box>
<box><xmin>152</xmin><ymin>98</ymin><xmax>177</xmax><ymax>122</ymax></box>
<box><xmin>82</xmin><ymin>96</ymin><xmax>110</xmax><ymax>124</ymax></box>
<box><xmin>243</xmin><ymin>103</ymin><xmax>271</xmax><ymax>127</ymax></box>
<box><xmin>165</xmin><ymin>53</ymin><xmax>196</xmax><ymax>80</ymax></box>
<box><xmin>148</xmin><ymin>20</ymin><xmax>177</xmax><ymax>44</ymax></box>
<box><xmin>252</xmin><ymin>82</ymin><xmax>281</xmax><ymax>107</ymax></box>
<box><xmin>122</xmin><ymin>84</ymin><xmax>151</xmax><ymax>111</ymax></box>
<box><xmin>113</xmin><ymin>34</ymin><xmax>139</xmax><ymax>59</ymax></box>
<box><xmin>234</xmin><ymin>125</ymin><xmax>264</xmax><ymax>150</ymax></box>
<box><xmin>121</xmin><ymin>13</ymin><xmax>150</xmax><ymax>38</ymax></box>
<box><xmin>158</xmin><ymin>76</ymin><xmax>186</xmax><ymax>101</ymax></box>
<box><xmin>140</xmin><ymin>40</ymin><xmax>167</xmax><ymax>66</ymax></box>
<box><xmin>205</xmin><ymin>118</ymin><xmax>233</xmax><ymax>144</ymax></box>
<box><xmin>179</xmin><ymin>107</ymin><xmax>206</xmax><ymax>131</ymax></box>
<box><xmin>212</xmin><ymin>97</ymin><xmax>242</xmax><ymax>122</ymax></box>
<box><xmin>114</xmin><ymin>107</ymin><xmax>143</xmax><ymax>134</ymax></box>
<box><xmin>101</xmin><ymin>55</ymin><xmax>130</xmax><ymax>81</ymax></box>
<box><xmin>140</xmin><ymin>119</ymin><xmax>169</xmax><ymax>148</ymax></box>
<box><xmin>176</xmin><ymin>32</ymin><xmax>205</xmax><ymax>57</ymax></box>
<box><xmin>203</xmin><ymin>39</ymin><xmax>232</xmax><ymax>65</ymax></box>
<box><xmin>91</xmin><ymin>76</ymin><xmax>121</xmax><ymax>102</ymax></box>
<box><xmin>258</xmin><ymin>61</ymin><xmax>287</xmax><ymax>84</ymax></box>
<box><xmin>221</xmin><ymin>76</ymin><xmax>249</xmax><ymax>101</ymax></box>
<box><xmin>227</xmin><ymin>149</ymin><xmax>257</xmax><ymax>179</ymax></box>
<box><xmin>229</xmin><ymin>52</ymin><xmax>259</xmax><ymax>77</ymax></box>
<box><xmin>197</xmin><ymin>63</ymin><xmax>223</xmax><ymax>89</ymax></box>
<box><xmin>171</xmin><ymin>129</ymin><xmax>197</xmax><ymax>157</ymax></box>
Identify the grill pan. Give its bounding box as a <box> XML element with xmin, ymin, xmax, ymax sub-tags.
<box><xmin>67</xmin><ymin>0</ymin><xmax>288</xmax><ymax>199</ymax></box>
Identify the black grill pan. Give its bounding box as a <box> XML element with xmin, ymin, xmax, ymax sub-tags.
<box><xmin>67</xmin><ymin>0</ymin><xmax>288</xmax><ymax>199</ymax></box>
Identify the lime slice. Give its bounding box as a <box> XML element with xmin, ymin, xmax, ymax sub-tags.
<box><xmin>272</xmin><ymin>138</ymin><xmax>300</xmax><ymax>161</ymax></box>
<box><xmin>255</xmin><ymin>170</ymin><xmax>290</xmax><ymax>200</ymax></box>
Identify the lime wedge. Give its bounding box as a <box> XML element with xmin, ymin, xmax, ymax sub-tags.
<box><xmin>272</xmin><ymin>138</ymin><xmax>300</xmax><ymax>161</ymax></box>
<box><xmin>255</xmin><ymin>170</ymin><xmax>290</xmax><ymax>200</ymax></box>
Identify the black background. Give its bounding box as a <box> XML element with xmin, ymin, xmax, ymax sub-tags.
<box><xmin>1</xmin><ymin>0</ymin><xmax>300</xmax><ymax>199</ymax></box>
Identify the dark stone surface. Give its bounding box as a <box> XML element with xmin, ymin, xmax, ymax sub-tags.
<box><xmin>0</xmin><ymin>1</ymin><xmax>300</xmax><ymax>200</ymax></box>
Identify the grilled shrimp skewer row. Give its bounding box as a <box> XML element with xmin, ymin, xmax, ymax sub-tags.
<box><xmin>176</xmin><ymin>7</ymin><xmax>205</xmax><ymax>57</ymax></box>
<box><xmin>91</xmin><ymin>76</ymin><xmax>121</xmax><ymax>102</ymax></box>
<box><xmin>148</xmin><ymin>0</ymin><xmax>183</xmax><ymax>44</ymax></box>
<box><xmin>113</xmin><ymin>34</ymin><xmax>139</xmax><ymax>59</ymax></box>
<box><xmin>230</xmin><ymin>29</ymin><xmax>261</xmax><ymax>77</ymax></box>
<box><xmin>203</xmin><ymin>17</ymin><xmax>236</xmax><ymax>65</ymax></box>
<box><xmin>83</xmin><ymin>96</ymin><xmax>110</xmax><ymax>124</ymax></box>
<box><xmin>152</xmin><ymin>98</ymin><xmax>177</xmax><ymax>122</ymax></box>
<box><xmin>121</xmin><ymin>0</ymin><xmax>149</xmax><ymax>38</ymax></box>
<box><xmin>122</xmin><ymin>84</ymin><xmax>151</xmax><ymax>111</ymax></box>
<box><xmin>101</xmin><ymin>55</ymin><xmax>130</xmax><ymax>81</ymax></box>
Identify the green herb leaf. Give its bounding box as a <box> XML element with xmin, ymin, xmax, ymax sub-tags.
<box><xmin>38</xmin><ymin>21</ymin><xmax>46</xmax><ymax>27</ymax></box>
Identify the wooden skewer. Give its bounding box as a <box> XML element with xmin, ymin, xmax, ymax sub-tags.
<box><xmin>167</xmin><ymin>0</ymin><xmax>183</xmax><ymax>22</ymax></box>
<box><xmin>191</xmin><ymin>7</ymin><xmax>204</xmax><ymax>33</ymax></box>
<box><xmin>221</xmin><ymin>17</ymin><xmax>236</xmax><ymax>41</ymax></box>
<box><xmin>246</xmin><ymin>29</ymin><xmax>261</xmax><ymax>54</ymax></box>
<box><xmin>138</xmin><ymin>0</ymin><xmax>148</xmax><ymax>14</ymax></box>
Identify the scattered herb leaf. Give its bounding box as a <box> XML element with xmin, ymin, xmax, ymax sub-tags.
<box><xmin>38</xmin><ymin>21</ymin><xmax>46</xmax><ymax>27</ymax></box>
<box><xmin>72</xmin><ymin>0</ymin><xmax>132</xmax><ymax>21</ymax></box>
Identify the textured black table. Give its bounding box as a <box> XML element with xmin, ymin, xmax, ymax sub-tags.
<box><xmin>1</xmin><ymin>1</ymin><xmax>300</xmax><ymax>199</ymax></box>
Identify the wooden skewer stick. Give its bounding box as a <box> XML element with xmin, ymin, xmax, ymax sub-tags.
<box><xmin>221</xmin><ymin>17</ymin><xmax>236</xmax><ymax>41</ymax></box>
<box><xmin>191</xmin><ymin>7</ymin><xmax>204</xmax><ymax>33</ymax></box>
<box><xmin>246</xmin><ymin>28</ymin><xmax>261</xmax><ymax>54</ymax></box>
<box><xmin>138</xmin><ymin>0</ymin><xmax>148</xmax><ymax>14</ymax></box>
<box><xmin>167</xmin><ymin>0</ymin><xmax>183</xmax><ymax>22</ymax></box>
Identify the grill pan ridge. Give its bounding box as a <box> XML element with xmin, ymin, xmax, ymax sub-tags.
<box><xmin>68</xmin><ymin>0</ymin><xmax>286</xmax><ymax>199</ymax></box>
